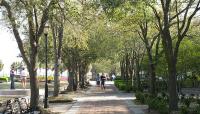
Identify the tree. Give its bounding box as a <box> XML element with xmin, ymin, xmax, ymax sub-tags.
<box><xmin>149</xmin><ymin>0</ymin><xmax>200</xmax><ymax>111</ymax></box>
<box><xmin>0</xmin><ymin>0</ymin><xmax>57</xmax><ymax>109</ymax></box>
<box><xmin>49</xmin><ymin>0</ymin><xmax>65</xmax><ymax>97</ymax></box>
<box><xmin>135</xmin><ymin>3</ymin><xmax>162</xmax><ymax>95</ymax></box>
<box><xmin>10</xmin><ymin>61</ymin><xmax>22</xmax><ymax>72</ymax></box>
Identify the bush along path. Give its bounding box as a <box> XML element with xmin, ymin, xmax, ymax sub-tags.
<box><xmin>66</xmin><ymin>81</ymin><xmax>146</xmax><ymax>114</ymax></box>
<box><xmin>132</xmin><ymin>88</ymin><xmax>200</xmax><ymax>114</ymax></box>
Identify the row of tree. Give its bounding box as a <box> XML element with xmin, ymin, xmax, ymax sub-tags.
<box><xmin>97</xmin><ymin>0</ymin><xmax>200</xmax><ymax>112</ymax></box>
<box><xmin>1</xmin><ymin>0</ymin><xmax>200</xmax><ymax>113</ymax></box>
<box><xmin>0</xmin><ymin>0</ymin><xmax>98</xmax><ymax>110</ymax></box>
<box><xmin>78</xmin><ymin>0</ymin><xmax>200</xmax><ymax>112</ymax></box>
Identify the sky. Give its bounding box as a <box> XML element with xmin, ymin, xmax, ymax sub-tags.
<box><xmin>0</xmin><ymin>26</ymin><xmax>20</xmax><ymax>75</ymax></box>
<box><xmin>0</xmin><ymin>25</ymin><xmax>69</xmax><ymax>77</ymax></box>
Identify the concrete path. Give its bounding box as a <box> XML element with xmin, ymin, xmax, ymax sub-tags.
<box><xmin>66</xmin><ymin>81</ymin><xmax>147</xmax><ymax>114</ymax></box>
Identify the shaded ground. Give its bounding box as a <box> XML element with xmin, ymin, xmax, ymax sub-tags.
<box><xmin>75</xmin><ymin>87</ymin><xmax>132</xmax><ymax>114</ymax></box>
<box><xmin>49</xmin><ymin>87</ymin><xmax>88</xmax><ymax>114</ymax></box>
<box><xmin>0</xmin><ymin>81</ymin><xmax>149</xmax><ymax>114</ymax></box>
<box><xmin>66</xmin><ymin>81</ymin><xmax>146</xmax><ymax>114</ymax></box>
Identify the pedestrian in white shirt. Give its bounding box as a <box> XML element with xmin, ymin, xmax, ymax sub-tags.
<box><xmin>112</xmin><ymin>74</ymin><xmax>116</xmax><ymax>81</ymax></box>
<box><xmin>21</xmin><ymin>68</ymin><xmax>27</xmax><ymax>89</ymax></box>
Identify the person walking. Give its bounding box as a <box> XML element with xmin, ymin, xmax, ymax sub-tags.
<box><xmin>20</xmin><ymin>68</ymin><xmax>27</xmax><ymax>89</ymax></box>
<box><xmin>112</xmin><ymin>74</ymin><xmax>116</xmax><ymax>81</ymax></box>
<box><xmin>100</xmin><ymin>73</ymin><xmax>106</xmax><ymax>89</ymax></box>
<box><xmin>96</xmin><ymin>74</ymin><xmax>100</xmax><ymax>86</ymax></box>
<box><xmin>10</xmin><ymin>67</ymin><xmax>15</xmax><ymax>89</ymax></box>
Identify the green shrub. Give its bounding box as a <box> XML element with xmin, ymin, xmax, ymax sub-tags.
<box><xmin>114</xmin><ymin>79</ymin><xmax>134</xmax><ymax>92</ymax></box>
<box><xmin>180</xmin><ymin>106</ymin><xmax>189</xmax><ymax>114</ymax></box>
<box><xmin>135</xmin><ymin>92</ymin><xmax>145</xmax><ymax>103</ymax></box>
<box><xmin>114</xmin><ymin>80</ymin><xmax>123</xmax><ymax>87</ymax></box>
<box><xmin>143</xmin><ymin>93</ymin><xmax>150</xmax><ymax>103</ymax></box>
<box><xmin>134</xmin><ymin>92</ymin><xmax>169</xmax><ymax>114</ymax></box>
<box><xmin>161</xmin><ymin>92</ymin><xmax>169</xmax><ymax>101</ymax></box>
<box><xmin>125</xmin><ymin>85</ymin><xmax>132</xmax><ymax>92</ymax></box>
<box><xmin>183</xmin><ymin>79</ymin><xmax>193</xmax><ymax>87</ymax></box>
<box><xmin>157</xmin><ymin>100</ymin><xmax>168</xmax><ymax>114</ymax></box>
<box><xmin>0</xmin><ymin>76</ymin><xmax>9</xmax><ymax>82</ymax></box>
<box><xmin>147</xmin><ymin>97</ymin><xmax>168</xmax><ymax>114</ymax></box>
<box><xmin>115</xmin><ymin>76</ymin><xmax>122</xmax><ymax>80</ymax></box>
<box><xmin>194</xmin><ymin>106</ymin><xmax>200</xmax><ymax>114</ymax></box>
<box><xmin>183</xmin><ymin>97</ymin><xmax>193</xmax><ymax>108</ymax></box>
<box><xmin>179</xmin><ymin>105</ymin><xmax>200</xmax><ymax>114</ymax></box>
<box><xmin>135</xmin><ymin>92</ymin><xmax>142</xmax><ymax>100</ymax></box>
<box><xmin>147</xmin><ymin>97</ymin><xmax>160</xmax><ymax>110</ymax></box>
<box><xmin>118</xmin><ymin>83</ymin><xmax>126</xmax><ymax>90</ymax></box>
<box><xmin>197</xmin><ymin>99</ymin><xmax>200</xmax><ymax>106</ymax></box>
<box><xmin>140</xmin><ymin>95</ymin><xmax>145</xmax><ymax>103</ymax></box>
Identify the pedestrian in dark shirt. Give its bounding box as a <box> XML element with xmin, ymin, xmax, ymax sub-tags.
<box><xmin>10</xmin><ymin>67</ymin><xmax>15</xmax><ymax>89</ymax></box>
<box><xmin>100</xmin><ymin>73</ymin><xmax>106</xmax><ymax>89</ymax></box>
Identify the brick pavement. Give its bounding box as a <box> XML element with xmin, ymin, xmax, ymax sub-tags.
<box><xmin>67</xmin><ymin>82</ymin><xmax>135</xmax><ymax>114</ymax></box>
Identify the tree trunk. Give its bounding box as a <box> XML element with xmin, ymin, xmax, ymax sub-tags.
<box><xmin>81</xmin><ymin>64</ymin><xmax>85</xmax><ymax>88</ymax></box>
<box><xmin>52</xmin><ymin>25</ymin><xmax>60</xmax><ymax>96</ymax></box>
<box><xmin>125</xmin><ymin>54</ymin><xmax>129</xmax><ymax>89</ymax></box>
<box><xmin>72</xmin><ymin>57</ymin><xmax>78</xmax><ymax>91</ymax></box>
<box><xmin>81</xmin><ymin>70</ymin><xmax>85</xmax><ymax>88</ymax></box>
<box><xmin>130</xmin><ymin>57</ymin><xmax>134</xmax><ymax>87</ymax></box>
<box><xmin>67</xmin><ymin>55</ymin><xmax>74</xmax><ymax>91</ymax></box>
<box><xmin>168</xmin><ymin>58</ymin><xmax>178</xmax><ymax>111</ymax></box>
<box><xmin>121</xmin><ymin>58</ymin><xmax>126</xmax><ymax>81</ymax></box>
<box><xmin>28</xmin><ymin>52</ymin><xmax>39</xmax><ymax>110</ymax></box>
<box><xmin>74</xmin><ymin>68</ymin><xmax>78</xmax><ymax>91</ymax></box>
<box><xmin>78</xmin><ymin>64</ymin><xmax>82</xmax><ymax>88</ymax></box>
<box><xmin>67</xmin><ymin>68</ymin><xmax>74</xmax><ymax>91</ymax></box>
<box><xmin>120</xmin><ymin>61</ymin><xmax>124</xmax><ymax>80</ymax></box>
<box><xmin>52</xmin><ymin>25</ymin><xmax>63</xmax><ymax>96</ymax></box>
<box><xmin>162</xmin><ymin>31</ymin><xmax>178</xmax><ymax>111</ymax></box>
<box><xmin>135</xmin><ymin>59</ymin><xmax>141</xmax><ymax>91</ymax></box>
<box><xmin>146</xmin><ymin>48</ymin><xmax>156</xmax><ymax>96</ymax></box>
<box><xmin>53</xmin><ymin>58</ymin><xmax>60</xmax><ymax>96</ymax></box>
<box><xmin>28</xmin><ymin>69</ymin><xmax>39</xmax><ymax>110</ymax></box>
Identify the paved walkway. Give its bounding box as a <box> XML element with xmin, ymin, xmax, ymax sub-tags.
<box><xmin>0</xmin><ymin>81</ymin><xmax>147</xmax><ymax>114</ymax></box>
<box><xmin>66</xmin><ymin>81</ymin><xmax>146</xmax><ymax>114</ymax></box>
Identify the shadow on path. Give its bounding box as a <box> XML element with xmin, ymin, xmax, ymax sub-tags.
<box><xmin>66</xmin><ymin>81</ymin><xmax>146</xmax><ymax>114</ymax></box>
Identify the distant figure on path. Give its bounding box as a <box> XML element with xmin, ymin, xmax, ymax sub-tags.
<box><xmin>112</xmin><ymin>74</ymin><xmax>116</xmax><ymax>81</ymax></box>
<box><xmin>96</xmin><ymin>74</ymin><xmax>100</xmax><ymax>86</ymax></box>
<box><xmin>20</xmin><ymin>68</ymin><xmax>27</xmax><ymax>89</ymax></box>
<box><xmin>10</xmin><ymin>67</ymin><xmax>15</xmax><ymax>89</ymax></box>
<box><xmin>100</xmin><ymin>73</ymin><xmax>106</xmax><ymax>89</ymax></box>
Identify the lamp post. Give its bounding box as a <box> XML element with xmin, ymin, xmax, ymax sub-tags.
<box><xmin>44</xmin><ymin>23</ymin><xmax>49</xmax><ymax>108</ymax></box>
